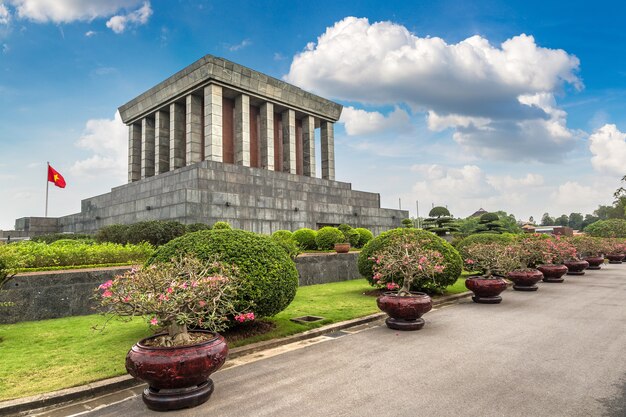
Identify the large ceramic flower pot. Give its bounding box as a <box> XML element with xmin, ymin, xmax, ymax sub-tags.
<box><xmin>606</xmin><ymin>253</ymin><xmax>625</xmax><ymax>264</ymax></box>
<box><xmin>564</xmin><ymin>259</ymin><xmax>589</xmax><ymax>276</ymax></box>
<box><xmin>584</xmin><ymin>256</ymin><xmax>604</xmax><ymax>270</ymax></box>
<box><xmin>506</xmin><ymin>269</ymin><xmax>543</xmax><ymax>291</ymax></box>
<box><xmin>537</xmin><ymin>264</ymin><xmax>568</xmax><ymax>283</ymax></box>
<box><xmin>376</xmin><ymin>291</ymin><xmax>432</xmax><ymax>331</ymax></box>
<box><xmin>126</xmin><ymin>331</ymin><xmax>228</xmax><ymax>411</ymax></box>
<box><xmin>334</xmin><ymin>243</ymin><xmax>350</xmax><ymax>253</ymax></box>
<box><xmin>465</xmin><ymin>276</ymin><xmax>507</xmax><ymax>304</ymax></box>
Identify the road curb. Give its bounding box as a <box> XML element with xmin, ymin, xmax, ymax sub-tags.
<box><xmin>0</xmin><ymin>291</ymin><xmax>472</xmax><ymax>416</ymax></box>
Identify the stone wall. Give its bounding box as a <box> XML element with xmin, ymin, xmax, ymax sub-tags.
<box><xmin>0</xmin><ymin>253</ymin><xmax>365</xmax><ymax>324</ymax></box>
<box><xmin>54</xmin><ymin>160</ymin><xmax>407</xmax><ymax>236</ymax></box>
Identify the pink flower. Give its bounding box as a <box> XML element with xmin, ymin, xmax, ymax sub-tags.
<box><xmin>158</xmin><ymin>294</ymin><xmax>169</xmax><ymax>301</ymax></box>
<box><xmin>234</xmin><ymin>312</ymin><xmax>256</xmax><ymax>323</ymax></box>
<box><xmin>166</xmin><ymin>287</ymin><xmax>173</xmax><ymax>294</ymax></box>
<box><xmin>150</xmin><ymin>317</ymin><xmax>158</xmax><ymax>326</ymax></box>
<box><xmin>386</xmin><ymin>282</ymin><xmax>399</xmax><ymax>290</ymax></box>
<box><xmin>123</xmin><ymin>296</ymin><xmax>131</xmax><ymax>302</ymax></box>
<box><xmin>191</xmin><ymin>281</ymin><xmax>198</xmax><ymax>288</ymax></box>
<box><xmin>98</xmin><ymin>280</ymin><xmax>113</xmax><ymax>290</ymax></box>
<box><xmin>180</xmin><ymin>282</ymin><xmax>188</xmax><ymax>289</ymax></box>
<box><xmin>102</xmin><ymin>290</ymin><xmax>113</xmax><ymax>298</ymax></box>
<box><xmin>198</xmin><ymin>300</ymin><xmax>206</xmax><ymax>307</ymax></box>
<box><xmin>465</xmin><ymin>259</ymin><xmax>475</xmax><ymax>265</ymax></box>
<box><xmin>372</xmin><ymin>272</ymin><xmax>382</xmax><ymax>282</ymax></box>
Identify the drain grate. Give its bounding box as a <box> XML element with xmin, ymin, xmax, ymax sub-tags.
<box><xmin>290</xmin><ymin>315</ymin><xmax>325</xmax><ymax>324</ymax></box>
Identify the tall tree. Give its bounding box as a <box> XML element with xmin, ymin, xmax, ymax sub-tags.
<box><xmin>555</xmin><ymin>214</ymin><xmax>569</xmax><ymax>226</ymax></box>
<box><xmin>541</xmin><ymin>213</ymin><xmax>554</xmax><ymax>226</ymax></box>
<box><xmin>568</xmin><ymin>213</ymin><xmax>584</xmax><ymax>230</ymax></box>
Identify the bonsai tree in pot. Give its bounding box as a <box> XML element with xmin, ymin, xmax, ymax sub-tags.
<box><xmin>96</xmin><ymin>256</ymin><xmax>254</xmax><ymax>411</ymax></box>
<box><xmin>604</xmin><ymin>239</ymin><xmax>626</xmax><ymax>264</ymax></box>
<box><xmin>463</xmin><ymin>242</ymin><xmax>520</xmax><ymax>303</ymax></box>
<box><xmin>504</xmin><ymin>239</ymin><xmax>544</xmax><ymax>292</ymax></box>
<box><xmin>536</xmin><ymin>237</ymin><xmax>578</xmax><ymax>282</ymax></box>
<box><xmin>370</xmin><ymin>234</ymin><xmax>446</xmax><ymax>331</ymax></box>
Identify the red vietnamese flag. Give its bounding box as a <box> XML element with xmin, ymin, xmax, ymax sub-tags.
<box><xmin>47</xmin><ymin>164</ymin><xmax>66</xmax><ymax>188</ymax></box>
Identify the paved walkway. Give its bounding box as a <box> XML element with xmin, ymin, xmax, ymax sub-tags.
<box><xmin>41</xmin><ymin>265</ymin><xmax>626</xmax><ymax>417</ymax></box>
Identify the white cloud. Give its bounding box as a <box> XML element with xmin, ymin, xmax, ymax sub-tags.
<box><xmin>411</xmin><ymin>164</ymin><xmax>496</xmax><ymax>201</ymax></box>
<box><xmin>7</xmin><ymin>0</ymin><xmax>144</xmax><ymax>23</ymax></box>
<box><xmin>227</xmin><ymin>38</ymin><xmax>251</xmax><ymax>52</ymax></box>
<box><xmin>340</xmin><ymin>106</ymin><xmax>411</xmax><ymax>136</ymax></box>
<box><xmin>105</xmin><ymin>1</ymin><xmax>151</xmax><ymax>34</ymax></box>
<box><xmin>71</xmin><ymin>111</ymin><xmax>127</xmax><ymax>181</ymax></box>
<box><xmin>0</xmin><ymin>4</ymin><xmax>10</xmax><ymax>24</ymax></box>
<box><xmin>550</xmin><ymin>181</ymin><xmax>611</xmax><ymax>215</ymax></box>
<box><xmin>588</xmin><ymin>124</ymin><xmax>626</xmax><ymax>176</ymax></box>
<box><xmin>85</xmin><ymin>30</ymin><xmax>96</xmax><ymax>37</ymax></box>
<box><xmin>286</xmin><ymin>17</ymin><xmax>582</xmax><ymax>161</ymax></box>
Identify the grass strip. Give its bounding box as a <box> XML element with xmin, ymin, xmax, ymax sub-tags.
<box><xmin>0</xmin><ymin>278</ymin><xmax>466</xmax><ymax>401</ymax></box>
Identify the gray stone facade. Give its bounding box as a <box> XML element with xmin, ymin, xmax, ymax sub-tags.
<box><xmin>54</xmin><ymin>160</ymin><xmax>406</xmax><ymax>235</ymax></box>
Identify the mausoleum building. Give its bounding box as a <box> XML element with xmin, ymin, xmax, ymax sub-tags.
<box><xmin>7</xmin><ymin>55</ymin><xmax>408</xmax><ymax>236</ymax></box>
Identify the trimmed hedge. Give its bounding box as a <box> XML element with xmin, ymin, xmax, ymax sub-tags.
<box><xmin>584</xmin><ymin>219</ymin><xmax>626</xmax><ymax>238</ymax></box>
<box><xmin>358</xmin><ymin>228</ymin><xmax>462</xmax><ymax>293</ymax></box>
<box><xmin>455</xmin><ymin>233</ymin><xmax>516</xmax><ymax>259</ymax></box>
<box><xmin>95</xmin><ymin>224</ymin><xmax>129</xmax><ymax>244</ymax></box>
<box><xmin>31</xmin><ymin>233</ymin><xmax>93</xmax><ymax>244</ymax></box>
<box><xmin>147</xmin><ymin>229</ymin><xmax>298</xmax><ymax>318</ymax></box>
<box><xmin>186</xmin><ymin>223</ymin><xmax>211</xmax><ymax>233</ymax></box>
<box><xmin>315</xmin><ymin>227</ymin><xmax>344</xmax><ymax>250</ymax></box>
<box><xmin>95</xmin><ymin>221</ymin><xmax>186</xmax><ymax>246</ymax></box>
<box><xmin>212</xmin><ymin>221</ymin><xmax>232</xmax><ymax>230</ymax></box>
<box><xmin>354</xmin><ymin>228</ymin><xmax>374</xmax><ymax>248</ymax></box>
<box><xmin>343</xmin><ymin>229</ymin><xmax>361</xmax><ymax>247</ymax></box>
<box><xmin>270</xmin><ymin>234</ymin><xmax>300</xmax><ymax>260</ymax></box>
<box><xmin>271</xmin><ymin>230</ymin><xmax>293</xmax><ymax>240</ymax></box>
<box><xmin>292</xmin><ymin>228</ymin><xmax>317</xmax><ymax>250</ymax></box>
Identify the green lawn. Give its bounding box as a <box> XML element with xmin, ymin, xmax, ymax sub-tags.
<box><xmin>0</xmin><ymin>278</ymin><xmax>467</xmax><ymax>401</ymax></box>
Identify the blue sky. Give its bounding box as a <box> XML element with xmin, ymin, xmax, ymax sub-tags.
<box><xmin>1</xmin><ymin>0</ymin><xmax>626</xmax><ymax>230</ymax></box>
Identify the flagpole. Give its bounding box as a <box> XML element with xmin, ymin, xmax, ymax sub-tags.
<box><xmin>45</xmin><ymin>161</ymin><xmax>49</xmax><ymax>217</ymax></box>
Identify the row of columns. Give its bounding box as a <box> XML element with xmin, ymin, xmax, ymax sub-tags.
<box><xmin>128</xmin><ymin>84</ymin><xmax>335</xmax><ymax>183</ymax></box>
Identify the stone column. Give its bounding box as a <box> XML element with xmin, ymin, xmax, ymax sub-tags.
<box><xmin>186</xmin><ymin>94</ymin><xmax>203</xmax><ymax>165</ymax></box>
<box><xmin>141</xmin><ymin>117</ymin><xmax>155</xmax><ymax>179</ymax></box>
<box><xmin>204</xmin><ymin>84</ymin><xmax>223</xmax><ymax>162</ymax></box>
<box><xmin>155</xmin><ymin>110</ymin><xmax>170</xmax><ymax>174</ymax></box>
<box><xmin>282</xmin><ymin>109</ymin><xmax>296</xmax><ymax>174</ymax></box>
<box><xmin>259</xmin><ymin>102</ymin><xmax>274</xmax><ymax>171</ymax></box>
<box><xmin>234</xmin><ymin>94</ymin><xmax>250</xmax><ymax>167</ymax></box>
<box><xmin>169</xmin><ymin>102</ymin><xmax>185</xmax><ymax>170</ymax></box>
<box><xmin>302</xmin><ymin>115</ymin><xmax>316</xmax><ymax>177</ymax></box>
<box><xmin>128</xmin><ymin>123</ymin><xmax>141</xmax><ymax>183</ymax></box>
<box><xmin>321</xmin><ymin>121</ymin><xmax>335</xmax><ymax>180</ymax></box>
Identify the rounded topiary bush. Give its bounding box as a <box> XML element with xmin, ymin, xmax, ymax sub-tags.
<box><xmin>343</xmin><ymin>229</ymin><xmax>361</xmax><ymax>247</ymax></box>
<box><xmin>455</xmin><ymin>233</ymin><xmax>516</xmax><ymax>259</ymax></box>
<box><xmin>125</xmin><ymin>220</ymin><xmax>186</xmax><ymax>246</ymax></box>
<box><xmin>272</xmin><ymin>230</ymin><xmax>293</xmax><ymax>240</ymax></box>
<box><xmin>186</xmin><ymin>223</ymin><xmax>211</xmax><ymax>233</ymax></box>
<box><xmin>584</xmin><ymin>219</ymin><xmax>626</xmax><ymax>238</ymax></box>
<box><xmin>358</xmin><ymin>228</ymin><xmax>463</xmax><ymax>293</ymax></box>
<box><xmin>315</xmin><ymin>227</ymin><xmax>344</xmax><ymax>250</ymax></box>
<box><xmin>212</xmin><ymin>221</ymin><xmax>232</xmax><ymax>230</ymax></box>
<box><xmin>95</xmin><ymin>224</ymin><xmax>130</xmax><ymax>244</ymax></box>
<box><xmin>147</xmin><ymin>229</ymin><xmax>298</xmax><ymax>318</ymax></box>
<box><xmin>338</xmin><ymin>224</ymin><xmax>352</xmax><ymax>234</ymax></box>
<box><xmin>354</xmin><ymin>228</ymin><xmax>374</xmax><ymax>248</ymax></box>
<box><xmin>292</xmin><ymin>228</ymin><xmax>317</xmax><ymax>250</ymax></box>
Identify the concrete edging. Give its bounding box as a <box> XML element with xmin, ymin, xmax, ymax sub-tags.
<box><xmin>0</xmin><ymin>291</ymin><xmax>472</xmax><ymax>416</ymax></box>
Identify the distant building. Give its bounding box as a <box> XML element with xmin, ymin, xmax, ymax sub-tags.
<box><xmin>469</xmin><ymin>208</ymin><xmax>488</xmax><ymax>218</ymax></box>
<box><xmin>524</xmin><ymin>225</ymin><xmax>574</xmax><ymax>236</ymax></box>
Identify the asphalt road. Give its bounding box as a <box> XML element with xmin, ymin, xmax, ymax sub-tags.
<box><xmin>51</xmin><ymin>264</ymin><xmax>626</xmax><ymax>417</ymax></box>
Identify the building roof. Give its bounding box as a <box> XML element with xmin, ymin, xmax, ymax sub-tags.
<box><xmin>469</xmin><ymin>208</ymin><xmax>488</xmax><ymax>218</ymax></box>
<box><xmin>118</xmin><ymin>54</ymin><xmax>343</xmax><ymax>124</ymax></box>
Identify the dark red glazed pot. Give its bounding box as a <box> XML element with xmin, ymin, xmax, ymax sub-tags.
<box><xmin>606</xmin><ymin>253</ymin><xmax>625</xmax><ymax>264</ymax></box>
<box><xmin>537</xmin><ymin>264</ymin><xmax>568</xmax><ymax>283</ymax></box>
<box><xmin>465</xmin><ymin>276</ymin><xmax>507</xmax><ymax>304</ymax></box>
<box><xmin>334</xmin><ymin>243</ymin><xmax>350</xmax><ymax>253</ymax></box>
<box><xmin>563</xmin><ymin>259</ymin><xmax>589</xmax><ymax>275</ymax></box>
<box><xmin>376</xmin><ymin>291</ymin><xmax>432</xmax><ymax>331</ymax></box>
<box><xmin>506</xmin><ymin>269</ymin><xmax>543</xmax><ymax>291</ymax></box>
<box><xmin>584</xmin><ymin>256</ymin><xmax>604</xmax><ymax>270</ymax></box>
<box><xmin>126</xmin><ymin>330</ymin><xmax>228</xmax><ymax>411</ymax></box>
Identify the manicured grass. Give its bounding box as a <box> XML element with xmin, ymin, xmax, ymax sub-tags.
<box><xmin>0</xmin><ymin>278</ymin><xmax>467</xmax><ymax>401</ymax></box>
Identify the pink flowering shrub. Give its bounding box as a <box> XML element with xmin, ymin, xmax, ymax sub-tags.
<box><xmin>604</xmin><ymin>238</ymin><xmax>626</xmax><ymax>255</ymax></box>
<box><xmin>370</xmin><ymin>234</ymin><xmax>446</xmax><ymax>296</ymax></box>
<box><xmin>95</xmin><ymin>256</ymin><xmax>254</xmax><ymax>346</ymax></box>
<box><xmin>463</xmin><ymin>242</ymin><xmax>522</xmax><ymax>277</ymax></box>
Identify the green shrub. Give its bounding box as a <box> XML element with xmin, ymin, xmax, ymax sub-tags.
<box><xmin>343</xmin><ymin>229</ymin><xmax>361</xmax><ymax>247</ymax></box>
<box><xmin>584</xmin><ymin>219</ymin><xmax>626</xmax><ymax>238</ymax></box>
<box><xmin>0</xmin><ymin>241</ymin><xmax>153</xmax><ymax>269</ymax></box>
<box><xmin>338</xmin><ymin>224</ymin><xmax>352</xmax><ymax>234</ymax></box>
<box><xmin>31</xmin><ymin>233</ymin><xmax>93</xmax><ymax>244</ymax></box>
<box><xmin>95</xmin><ymin>224</ymin><xmax>129</xmax><ymax>244</ymax></box>
<box><xmin>50</xmin><ymin>239</ymin><xmax>93</xmax><ymax>247</ymax></box>
<box><xmin>354</xmin><ymin>228</ymin><xmax>374</xmax><ymax>248</ymax></box>
<box><xmin>315</xmin><ymin>227</ymin><xmax>345</xmax><ymax>250</ymax></box>
<box><xmin>147</xmin><ymin>229</ymin><xmax>298</xmax><ymax>318</ymax></box>
<box><xmin>212</xmin><ymin>221</ymin><xmax>232</xmax><ymax>230</ymax></box>
<box><xmin>186</xmin><ymin>223</ymin><xmax>211</xmax><ymax>233</ymax></box>
<box><xmin>358</xmin><ymin>228</ymin><xmax>462</xmax><ymax>293</ymax></box>
<box><xmin>401</xmin><ymin>218</ymin><xmax>414</xmax><ymax>228</ymax></box>
<box><xmin>271</xmin><ymin>234</ymin><xmax>300</xmax><ymax>260</ymax></box>
<box><xmin>292</xmin><ymin>228</ymin><xmax>317</xmax><ymax>250</ymax></box>
<box><xmin>124</xmin><ymin>221</ymin><xmax>186</xmax><ymax>246</ymax></box>
<box><xmin>455</xmin><ymin>233</ymin><xmax>516</xmax><ymax>259</ymax></box>
<box><xmin>271</xmin><ymin>230</ymin><xmax>293</xmax><ymax>240</ymax></box>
